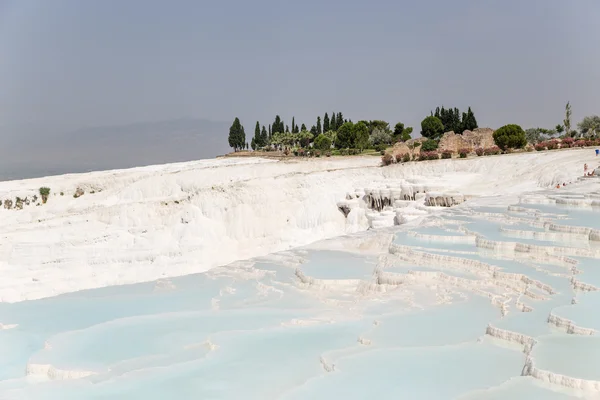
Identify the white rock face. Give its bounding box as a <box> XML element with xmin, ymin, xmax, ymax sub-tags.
<box><xmin>0</xmin><ymin>149</ymin><xmax>595</xmax><ymax>302</ymax></box>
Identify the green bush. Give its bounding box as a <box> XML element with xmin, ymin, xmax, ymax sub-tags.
<box><xmin>420</xmin><ymin>116</ymin><xmax>444</xmax><ymax>140</ymax></box>
<box><xmin>402</xmin><ymin>153</ymin><xmax>411</xmax><ymax>163</ymax></box>
<box><xmin>314</xmin><ymin>134</ymin><xmax>332</xmax><ymax>151</ymax></box>
<box><xmin>421</xmin><ymin>139</ymin><xmax>438</xmax><ymax>152</ymax></box>
<box><xmin>374</xmin><ymin>144</ymin><xmax>387</xmax><ymax>152</ymax></box>
<box><xmin>39</xmin><ymin>187</ymin><xmax>50</xmax><ymax>203</ymax></box>
<box><xmin>493</xmin><ymin>124</ymin><xmax>527</xmax><ymax>150</ymax></box>
<box><xmin>441</xmin><ymin>150</ymin><xmax>452</xmax><ymax>159</ymax></box>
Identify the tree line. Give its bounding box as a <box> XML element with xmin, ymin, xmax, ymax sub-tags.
<box><xmin>229</xmin><ymin>103</ymin><xmax>600</xmax><ymax>153</ymax></box>
<box><xmin>420</xmin><ymin>106</ymin><xmax>478</xmax><ymax>139</ymax></box>
<box><xmin>227</xmin><ymin>112</ymin><xmax>414</xmax><ymax>152</ymax></box>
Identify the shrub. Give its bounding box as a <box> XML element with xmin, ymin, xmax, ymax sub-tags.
<box><xmin>575</xmin><ymin>139</ymin><xmax>587</xmax><ymax>147</ymax></box>
<box><xmin>562</xmin><ymin>137</ymin><xmax>574</xmax><ymax>148</ymax></box>
<box><xmin>402</xmin><ymin>153</ymin><xmax>411</xmax><ymax>163</ymax></box>
<box><xmin>420</xmin><ymin>151</ymin><xmax>439</xmax><ymax>161</ymax></box>
<box><xmin>395</xmin><ymin>153</ymin><xmax>403</xmax><ymax>163</ymax></box>
<box><xmin>381</xmin><ymin>153</ymin><xmax>394</xmax><ymax>166</ymax></box>
<box><xmin>421</xmin><ymin>139</ymin><xmax>438</xmax><ymax>152</ymax></box>
<box><xmin>420</xmin><ymin>116</ymin><xmax>445</xmax><ymax>139</ymax></box>
<box><xmin>458</xmin><ymin>148</ymin><xmax>470</xmax><ymax>158</ymax></box>
<box><xmin>535</xmin><ymin>143</ymin><xmax>546</xmax><ymax>151</ymax></box>
<box><xmin>325</xmin><ymin>151</ymin><xmax>331</xmax><ymax>157</ymax></box>
<box><xmin>493</xmin><ymin>124</ymin><xmax>527</xmax><ymax>150</ymax></box>
<box><xmin>475</xmin><ymin>148</ymin><xmax>484</xmax><ymax>156</ymax></box>
<box><xmin>39</xmin><ymin>187</ymin><xmax>50</xmax><ymax>204</ymax></box>
<box><xmin>297</xmin><ymin>148</ymin><xmax>305</xmax><ymax>157</ymax></box>
<box><xmin>374</xmin><ymin>144</ymin><xmax>387</xmax><ymax>152</ymax></box>
<box><xmin>339</xmin><ymin>149</ymin><xmax>348</xmax><ymax>156</ymax></box>
<box><xmin>546</xmin><ymin>139</ymin><xmax>559</xmax><ymax>150</ymax></box>
<box><xmin>483</xmin><ymin>146</ymin><xmax>501</xmax><ymax>156</ymax></box>
<box><xmin>441</xmin><ymin>150</ymin><xmax>452</xmax><ymax>159</ymax></box>
<box><xmin>314</xmin><ymin>134</ymin><xmax>332</xmax><ymax>151</ymax></box>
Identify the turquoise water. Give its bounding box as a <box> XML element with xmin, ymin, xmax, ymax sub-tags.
<box><xmin>1</xmin><ymin>192</ymin><xmax>600</xmax><ymax>398</ymax></box>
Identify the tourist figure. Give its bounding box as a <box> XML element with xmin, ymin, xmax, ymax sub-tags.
<box><xmin>584</xmin><ymin>163</ymin><xmax>588</xmax><ymax>176</ymax></box>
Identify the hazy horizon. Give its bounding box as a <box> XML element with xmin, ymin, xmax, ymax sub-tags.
<box><xmin>1</xmin><ymin>0</ymin><xmax>599</xmax><ymax>179</ymax></box>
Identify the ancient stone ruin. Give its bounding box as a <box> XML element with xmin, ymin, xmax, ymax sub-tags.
<box><xmin>438</xmin><ymin>128</ymin><xmax>495</xmax><ymax>154</ymax></box>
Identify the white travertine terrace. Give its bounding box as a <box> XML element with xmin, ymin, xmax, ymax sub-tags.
<box><xmin>547</xmin><ymin>313</ymin><xmax>597</xmax><ymax>335</ymax></box>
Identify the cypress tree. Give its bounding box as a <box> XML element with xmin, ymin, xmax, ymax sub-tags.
<box><xmin>317</xmin><ymin>116</ymin><xmax>322</xmax><ymax>134</ymax></box>
<box><xmin>466</xmin><ymin>107</ymin><xmax>478</xmax><ymax>131</ymax></box>
<box><xmin>228</xmin><ymin>117</ymin><xmax>245</xmax><ymax>151</ymax></box>
<box><xmin>336</xmin><ymin>112</ymin><xmax>344</xmax><ymax>130</ymax></box>
<box><xmin>254</xmin><ymin>121</ymin><xmax>260</xmax><ymax>145</ymax></box>
<box><xmin>285</xmin><ymin>125</ymin><xmax>290</xmax><ymax>133</ymax></box>
<box><xmin>310</xmin><ymin>125</ymin><xmax>318</xmax><ymax>135</ymax></box>
<box><xmin>273</xmin><ymin>116</ymin><xmax>282</xmax><ymax>134</ymax></box>
<box><xmin>323</xmin><ymin>113</ymin><xmax>330</xmax><ymax>132</ymax></box>
<box><xmin>301</xmin><ymin>123</ymin><xmax>307</xmax><ymax>131</ymax></box>
<box><xmin>268</xmin><ymin>124</ymin><xmax>272</xmax><ymax>140</ymax></box>
<box><xmin>331</xmin><ymin>113</ymin><xmax>337</xmax><ymax>131</ymax></box>
<box><xmin>261</xmin><ymin>125</ymin><xmax>268</xmax><ymax>146</ymax></box>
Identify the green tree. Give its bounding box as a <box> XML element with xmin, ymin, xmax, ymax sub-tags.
<box><xmin>254</xmin><ymin>121</ymin><xmax>261</xmax><ymax>146</ymax></box>
<box><xmin>285</xmin><ymin>125</ymin><xmax>290</xmax><ymax>133</ymax></box>
<box><xmin>317</xmin><ymin>116</ymin><xmax>322</xmax><ymax>134</ymax></box>
<box><xmin>461</xmin><ymin>107</ymin><xmax>478</xmax><ymax>132</ymax></box>
<box><xmin>291</xmin><ymin>117</ymin><xmax>296</xmax><ymax>134</ymax></box>
<box><xmin>369</xmin><ymin>128</ymin><xmax>392</xmax><ymax>146</ymax></box>
<box><xmin>260</xmin><ymin>126</ymin><xmax>268</xmax><ymax>146</ymax></box>
<box><xmin>228</xmin><ymin>117</ymin><xmax>246</xmax><ymax>151</ymax></box>
<box><xmin>421</xmin><ymin>116</ymin><xmax>444</xmax><ymax>139</ymax></box>
<box><xmin>354</xmin><ymin>121</ymin><xmax>370</xmax><ymax>151</ymax></box>
<box><xmin>564</xmin><ymin>102</ymin><xmax>572</xmax><ymax>137</ymax></box>
<box><xmin>525</xmin><ymin>128</ymin><xmax>546</xmax><ymax>144</ymax></box>
<box><xmin>301</xmin><ymin>123</ymin><xmax>307</xmax><ymax>131</ymax></box>
<box><xmin>401</xmin><ymin>127</ymin><xmax>413</xmax><ymax>142</ymax></box>
<box><xmin>273</xmin><ymin>115</ymin><xmax>284</xmax><ymax>134</ymax></box>
<box><xmin>493</xmin><ymin>124</ymin><xmax>527</xmax><ymax>150</ymax></box>
<box><xmin>314</xmin><ymin>134</ymin><xmax>332</xmax><ymax>151</ymax></box>
<box><xmin>310</xmin><ymin>125</ymin><xmax>318</xmax><ymax>136</ymax></box>
<box><xmin>336</xmin><ymin>121</ymin><xmax>355</xmax><ymax>149</ymax></box>
<box><xmin>555</xmin><ymin>124</ymin><xmax>565</xmax><ymax>135</ymax></box>
<box><xmin>393</xmin><ymin>122</ymin><xmax>405</xmax><ymax>139</ymax></box>
<box><xmin>324</xmin><ymin>130</ymin><xmax>337</xmax><ymax>148</ymax></box>
<box><xmin>268</xmin><ymin>124</ymin><xmax>272</xmax><ymax>140</ymax></box>
<box><xmin>368</xmin><ymin>120</ymin><xmax>391</xmax><ymax>135</ymax></box>
<box><xmin>331</xmin><ymin>113</ymin><xmax>337</xmax><ymax>131</ymax></box>
<box><xmin>323</xmin><ymin>113</ymin><xmax>330</xmax><ymax>132</ymax></box>
<box><xmin>250</xmin><ymin>137</ymin><xmax>256</xmax><ymax>150</ymax></box>
<box><xmin>298</xmin><ymin>130</ymin><xmax>313</xmax><ymax>148</ymax></box>
<box><xmin>577</xmin><ymin>116</ymin><xmax>600</xmax><ymax>137</ymax></box>
<box><xmin>336</xmin><ymin>112</ymin><xmax>344</xmax><ymax>130</ymax></box>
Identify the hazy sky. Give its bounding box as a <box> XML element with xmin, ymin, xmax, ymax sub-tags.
<box><xmin>1</xmin><ymin>0</ymin><xmax>599</xmax><ymax>139</ymax></box>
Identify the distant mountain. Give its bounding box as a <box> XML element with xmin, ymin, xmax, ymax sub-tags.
<box><xmin>0</xmin><ymin>118</ymin><xmax>231</xmax><ymax>181</ymax></box>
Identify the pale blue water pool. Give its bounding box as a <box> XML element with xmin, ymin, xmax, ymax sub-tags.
<box><xmin>1</xmin><ymin>193</ymin><xmax>600</xmax><ymax>399</ymax></box>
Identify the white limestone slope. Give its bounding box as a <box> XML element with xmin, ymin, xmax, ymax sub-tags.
<box><xmin>0</xmin><ymin>149</ymin><xmax>595</xmax><ymax>302</ymax></box>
